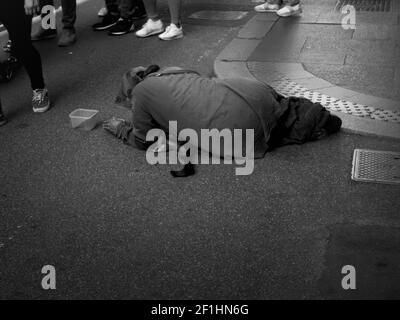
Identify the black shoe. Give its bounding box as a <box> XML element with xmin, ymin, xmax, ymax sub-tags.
<box><xmin>0</xmin><ymin>113</ymin><xmax>7</xmax><ymax>127</ymax></box>
<box><xmin>92</xmin><ymin>14</ymin><xmax>120</xmax><ymax>31</ymax></box>
<box><xmin>108</xmin><ymin>18</ymin><xmax>135</xmax><ymax>36</ymax></box>
<box><xmin>31</xmin><ymin>28</ymin><xmax>57</xmax><ymax>41</ymax></box>
<box><xmin>131</xmin><ymin>7</ymin><xmax>147</xmax><ymax>20</ymax></box>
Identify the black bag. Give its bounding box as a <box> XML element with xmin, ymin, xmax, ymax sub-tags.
<box><xmin>0</xmin><ymin>40</ymin><xmax>19</xmax><ymax>83</ymax></box>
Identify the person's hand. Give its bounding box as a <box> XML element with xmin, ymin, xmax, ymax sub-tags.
<box><xmin>103</xmin><ymin>117</ymin><xmax>127</xmax><ymax>136</ymax></box>
<box><xmin>24</xmin><ymin>0</ymin><xmax>40</xmax><ymax>16</ymax></box>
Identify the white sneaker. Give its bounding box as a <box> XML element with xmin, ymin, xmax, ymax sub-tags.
<box><xmin>158</xmin><ymin>24</ymin><xmax>183</xmax><ymax>41</ymax></box>
<box><xmin>254</xmin><ymin>3</ymin><xmax>280</xmax><ymax>12</ymax></box>
<box><xmin>277</xmin><ymin>4</ymin><xmax>302</xmax><ymax>17</ymax></box>
<box><xmin>135</xmin><ymin>19</ymin><xmax>164</xmax><ymax>38</ymax></box>
<box><xmin>98</xmin><ymin>7</ymin><xmax>108</xmax><ymax>17</ymax></box>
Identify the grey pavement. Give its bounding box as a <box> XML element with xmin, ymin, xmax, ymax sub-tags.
<box><xmin>0</xmin><ymin>0</ymin><xmax>400</xmax><ymax>300</ymax></box>
<box><xmin>216</xmin><ymin>0</ymin><xmax>400</xmax><ymax>138</ymax></box>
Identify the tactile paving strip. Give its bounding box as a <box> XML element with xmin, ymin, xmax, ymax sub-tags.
<box><xmin>272</xmin><ymin>78</ymin><xmax>400</xmax><ymax>123</ymax></box>
<box><xmin>352</xmin><ymin>149</ymin><xmax>400</xmax><ymax>185</ymax></box>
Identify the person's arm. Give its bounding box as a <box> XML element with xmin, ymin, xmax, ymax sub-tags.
<box><xmin>103</xmin><ymin>118</ymin><xmax>149</xmax><ymax>150</ymax></box>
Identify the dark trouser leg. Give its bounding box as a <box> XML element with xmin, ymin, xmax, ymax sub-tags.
<box><xmin>0</xmin><ymin>2</ymin><xmax>45</xmax><ymax>89</ymax></box>
<box><xmin>61</xmin><ymin>0</ymin><xmax>77</xmax><ymax>29</ymax></box>
<box><xmin>119</xmin><ymin>0</ymin><xmax>145</xmax><ymax>19</ymax></box>
<box><xmin>0</xmin><ymin>97</ymin><xmax>7</xmax><ymax>124</ymax></box>
<box><xmin>106</xmin><ymin>0</ymin><xmax>120</xmax><ymax>15</ymax></box>
<box><xmin>142</xmin><ymin>0</ymin><xmax>159</xmax><ymax>20</ymax></box>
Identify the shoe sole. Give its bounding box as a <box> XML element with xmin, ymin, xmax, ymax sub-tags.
<box><xmin>93</xmin><ymin>22</ymin><xmax>118</xmax><ymax>31</ymax></box>
<box><xmin>255</xmin><ymin>9</ymin><xmax>279</xmax><ymax>12</ymax></box>
<box><xmin>33</xmin><ymin>103</ymin><xmax>51</xmax><ymax>113</ymax></box>
<box><xmin>254</xmin><ymin>6</ymin><xmax>280</xmax><ymax>12</ymax></box>
<box><xmin>109</xmin><ymin>25</ymin><xmax>135</xmax><ymax>36</ymax></box>
<box><xmin>277</xmin><ymin>7</ymin><xmax>302</xmax><ymax>17</ymax></box>
<box><xmin>136</xmin><ymin>28</ymin><xmax>165</xmax><ymax>38</ymax></box>
<box><xmin>159</xmin><ymin>33</ymin><xmax>183</xmax><ymax>41</ymax></box>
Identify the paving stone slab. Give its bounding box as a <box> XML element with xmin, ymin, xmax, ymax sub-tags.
<box><xmin>345</xmin><ymin>54</ymin><xmax>400</xmax><ymax>66</ymax></box>
<box><xmin>214</xmin><ymin>61</ymin><xmax>254</xmax><ymax>80</ymax></box>
<box><xmin>300</xmin><ymin>52</ymin><xmax>346</xmax><ymax>65</ymax></box>
<box><xmin>238</xmin><ymin>17</ymin><xmax>275</xmax><ymax>39</ymax></box>
<box><xmin>218</xmin><ymin>38</ymin><xmax>261</xmax><ymax>61</ymax></box>
<box><xmin>303</xmin><ymin>63</ymin><xmax>395</xmax><ymax>89</ymax></box>
<box><xmin>253</xmin><ymin>12</ymin><xmax>280</xmax><ymax>22</ymax></box>
<box><xmin>303</xmin><ymin>37</ymin><xmax>399</xmax><ymax>54</ymax></box>
<box><xmin>248</xmin><ymin>61</ymin><xmax>316</xmax><ymax>81</ymax></box>
<box><xmin>353</xmin><ymin>24</ymin><xmax>400</xmax><ymax>40</ymax></box>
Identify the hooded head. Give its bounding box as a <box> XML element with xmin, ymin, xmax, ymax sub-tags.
<box><xmin>115</xmin><ymin>65</ymin><xmax>160</xmax><ymax>108</ymax></box>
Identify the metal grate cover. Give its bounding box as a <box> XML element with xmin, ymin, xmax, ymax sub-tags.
<box><xmin>336</xmin><ymin>0</ymin><xmax>391</xmax><ymax>12</ymax></box>
<box><xmin>352</xmin><ymin>149</ymin><xmax>400</xmax><ymax>185</ymax></box>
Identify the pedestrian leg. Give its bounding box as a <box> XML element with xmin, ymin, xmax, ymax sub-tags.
<box><xmin>135</xmin><ymin>0</ymin><xmax>165</xmax><ymax>38</ymax></box>
<box><xmin>58</xmin><ymin>0</ymin><xmax>77</xmax><ymax>46</ymax></box>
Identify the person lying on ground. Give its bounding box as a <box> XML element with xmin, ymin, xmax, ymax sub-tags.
<box><xmin>102</xmin><ymin>65</ymin><xmax>342</xmax><ymax>175</ymax></box>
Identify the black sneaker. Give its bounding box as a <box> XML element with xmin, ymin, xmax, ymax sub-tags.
<box><xmin>92</xmin><ymin>14</ymin><xmax>120</xmax><ymax>31</ymax></box>
<box><xmin>108</xmin><ymin>18</ymin><xmax>135</xmax><ymax>36</ymax></box>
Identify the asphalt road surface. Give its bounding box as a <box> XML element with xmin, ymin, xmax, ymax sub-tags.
<box><xmin>0</xmin><ymin>0</ymin><xmax>400</xmax><ymax>300</ymax></box>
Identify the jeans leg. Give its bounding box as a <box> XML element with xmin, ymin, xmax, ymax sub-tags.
<box><xmin>0</xmin><ymin>2</ymin><xmax>45</xmax><ymax>89</ymax></box>
<box><xmin>267</xmin><ymin>0</ymin><xmax>283</xmax><ymax>5</ymax></box>
<box><xmin>61</xmin><ymin>0</ymin><xmax>77</xmax><ymax>29</ymax></box>
<box><xmin>119</xmin><ymin>0</ymin><xmax>145</xmax><ymax>19</ymax></box>
<box><xmin>167</xmin><ymin>0</ymin><xmax>181</xmax><ymax>25</ymax></box>
<box><xmin>106</xmin><ymin>0</ymin><xmax>120</xmax><ymax>15</ymax></box>
<box><xmin>119</xmin><ymin>0</ymin><xmax>134</xmax><ymax>19</ymax></box>
<box><xmin>143</xmin><ymin>0</ymin><xmax>159</xmax><ymax>20</ymax></box>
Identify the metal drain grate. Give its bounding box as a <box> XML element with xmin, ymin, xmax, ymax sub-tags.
<box><xmin>271</xmin><ymin>77</ymin><xmax>400</xmax><ymax>123</ymax></box>
<box><xmin>352</xmin><ymin>149</ymin><xmax>400</xmax><ymax>185</ymax></box>
<box><xmin>336</xmin><ymin>0</ymin><xmax>391</xmax><ymax>12</ymax></box>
